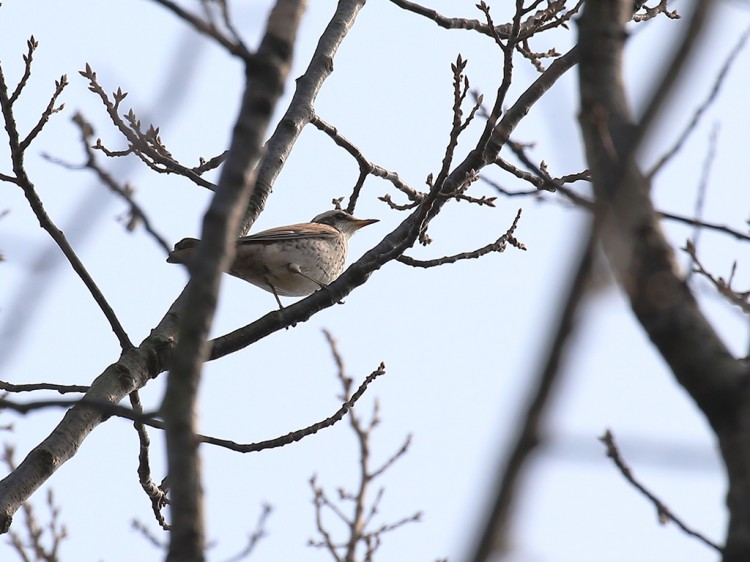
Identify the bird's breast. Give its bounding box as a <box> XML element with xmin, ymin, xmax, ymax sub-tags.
<box><xmin>229</xmin><ymin>235</ymin><xmax>348</xmax><ymax>296</ymax></box>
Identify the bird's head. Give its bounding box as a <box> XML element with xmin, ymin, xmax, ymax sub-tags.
<box><xmin>311</xmin><ymin>210</ymin><xmax>379</xmax><ymax>237</ymax></box>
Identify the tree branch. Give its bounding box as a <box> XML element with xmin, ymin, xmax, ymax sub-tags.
<box><xmin>600</xmin><ymin>429</ymin><xmax>721</xmax><ymax>553</ymax></box>
<box><xmin>152</xmin><ymin>0</ymin><xmax>252</xmax><ymax>59</ymax></box>
<box><xmin>577</xmin><ymin>2</ymin><xmax>750</xmax><ymax>560</ymax></box>
<box><xmin>161</xmin><ymin>1</ymin><xmax>304</xmax><ymax>560</ymax></box>
<box><xmin>240</xmin><ymin>0</ymin><xmax>368</xmax><ymax>235</ymax></box>
<box><xmin>468</xmin><ymin>221</ymin><xmax>597</xmax><ymax>561</ymax></box>
<box><xmin>0</xmin><ymin>62</ymin><xmax>133</xmax><ymax>351</ymax></box>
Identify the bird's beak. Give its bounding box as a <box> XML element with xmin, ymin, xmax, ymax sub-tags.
<box><xmin>353</xmin><ymin>218</ymin><xmax>379</xmax><ymax>230</ymax></box>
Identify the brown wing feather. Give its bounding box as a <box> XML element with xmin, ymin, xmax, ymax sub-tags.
<box><xmin>236</xmin><ymin>223</ymin><xmax>339</xmax><ymax>244</ymax></box>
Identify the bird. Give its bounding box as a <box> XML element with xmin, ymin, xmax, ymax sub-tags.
<box><xmin>167</xmin><ymin>209</ymin><xmax>378</xmax><ymax>307</ymax></box>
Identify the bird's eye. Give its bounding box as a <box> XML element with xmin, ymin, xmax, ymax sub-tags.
<box><xmin>335</xmin><ymin>212</ymin><xmax>346</xmax><ymax>219</ymax></box>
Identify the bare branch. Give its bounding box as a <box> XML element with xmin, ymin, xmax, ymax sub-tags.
<box><xmin>389</xmin><ymin>0</ymin><xmax>491</xmax><ymax>34</ymax></box>
<box><xmin>161</xmin><ymin>1</ymin><xmax>305</xmax><ymax>559</ymax></box>
<box><xmin>0</xmin><ymin>368</ymin><xmax>384</xmax><ymax>457</ymax></box>
<box><xmin>369</xmin><ymin>434</ymin><xmax>412</xmax><ymax>480</ymax></box>
<box><xmin>685</xmin><ymin>242</ymin><xmax>750</xmax><ymax>314</ymax></box>
<box><xmin>194</xmin><ymin>363</ymin><xmax>386</xmax><ymax>453</ymax></box>
<box><xmin>0</xmin><ymin>62</ymin><xmax>133</xmax><ymax>351</ymax></box>
<box><xmin>398</xmin><ymin>208</ymin><xmax>526</xmax><ymax>268</ymax></box>
<box><xmin>469</xmin><ymin>224</ymin><xmax>597</xmax><ymax>561</ymax></box>
<box><xmin>241</xmin><ymin>0</ymin><xmax>370</xmax><ymax>235</ymax></box>
<box><xmin>484</xmin><ymin>172</ymin><xmax>750</xmax><ymax>243</ymax></box>
<box><xmin>633</xmin><ymin>0</ymin><xmax>680</xmax><ymax>23</ymax></box>
<box><xmin>659</xmin><ymin>212</ymin><xmax>750</xmax><ymax>243</ymax></box>
<box><xmin>309</xmin><ymin>476</ymin><xmax>345</xmax><ymax>562</ymax></box>
<box><xmin>79</xmin><ymin>65</ymin><xmax>218</xmax><ymax>191</ymax></box>
<box><xmin>489</xmin><ymin>161</ymin><xmax>593</xmax><ymax>206</ymax></box>
<box><xmin>578</xmin><ymin>4</ymin><xmax>749</xmax><ymax>559</ymax></box>
<box><xmin>600</xmin><ymin>429</ymin><xmax>721</xmax><ymax>553</ymax></box>
<box><xmin>20</xmin><ymin>74</ymin><xmax>68</xmax><ymax>151</ymax></box>
<box><xmin>41</xmin><ymin>113</ymin><xmax>172</xmax><ymax>255</ymax></box>
<box><xmin>8</xmin><ymin>36</ymin><xmax>39</xmax><ymax>105</ymax></box>
<box><xmin>0</xmin><ymin>380</ymin><xmax>89</xmax><ymax>394</ymax></box>
<box><xmin>130</xmin><ymin>391</ymin><xmax>170</xmax><ymax>531</ymax></box>
<box><xmin>390</xmin><ymin>0</ymin><xmax>582</xmax><ymax>43</ymax></box>
<box><xmin>193</xmin><ymin>150</ymin><xmax>228</xmax><ymax>174</ymax></box>
<box><xmin>648</xmin><ymin>26</ymin><xmax>750</xmax><ymax>178</ymax></box>
<box><xmin>151</xmin><ymin>0</ymin><xmax>251</xmax><ymax>59</ymax></box>
<box><xmin>310</xmin><ymin>114</ymin><xmax>420</xmax><ymax>211</ymax></box>
<box><xmin>3</xmin><ymin>446</ymin><xmax>68</xmax><ymax>562</ymax></box>
<box><xmin>221</xmin><ymin>504</ymin><xmax>273</xmax><ymax>562</ymax></box>
<box><xmin>378</xmin><ymin>193</ymin><xmax>420</xmax><ymax>211</ymax></box>
<box><xmin>308</xmin><ymin>332</ymin><xmax>419</xmax><ymax>562</ymax></box>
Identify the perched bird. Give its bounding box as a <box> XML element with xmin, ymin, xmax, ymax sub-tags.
<box><xmin>167</xmin><ymin>209</ymin><xmax>378</xmax><ymax>306</ymax></box>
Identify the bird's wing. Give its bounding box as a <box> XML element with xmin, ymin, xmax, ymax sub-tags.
<box><xmin>237</xmin><ymin>222</ymin><xmax>339</xmax><ymax>245</ymax></box>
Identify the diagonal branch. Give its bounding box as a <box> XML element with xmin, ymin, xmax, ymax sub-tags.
<box><xmin>577</xmin><ymin>2</ymin><xmax>750</xmax><ymax>560</ymax></box>
<box><xmin>398</xmin><ymin>208</ymin><xmax>525</xmax><ymax>268</ymax></box>
<box><xmin>80</xmin><ymin>67</ymin><xmax>218</xmax><ymax>191</ymax></box>
<box><xmin>161</xmin><ymin>1</ymin><xmax>305</xmax><ymax>560</ymax></box>
<box><xmin>0</xmin><ymin>362</ymin><xmax>383</xmax><ymax>456</ymax></box>
<box><xmin>468</xmin><ymin>221</ymin><xmax>597</xmax><ymax>562</ymax></box>
<box><xmin>210</xmin><ymin>11</ymin><xmax>584</xmax><ymax>361</ymax></box>
<box><xmin>0</xmin><ymin>1</ymin><xmax>372</xmax><ymax>529</ymax></box>
<box><xmin>600</xmin><ymin>429</ymin><xmax>721</xmax><ymax>553</ymax></box>
<box><xmin>0</xmin><ymin>64</ymin><xmax>133</xmax><ymax>351</ymax></box>
<box><xmin>240</xmin><ymin>0</ymin><xmax>368</xmax><ymax>235</ymax></box>
<box><xmin>8</xmin><ymin>36</ymin><xmax>38</xmax><ymax>105</ymax></box>
<box><xmin>130</xmin><ymin>391</ymin><xmax>169</xmax><ymax>530</ymax></box>
<box><xmin>152</xmin><ymin>0</ymin><xmax>252</xmax><ymax>59</ymax></box>
<box><xmin>648</xmin><ymin>26</ymin><xmax>750</xmax><ymax>178</ymax></box>
<box><xmin>41</xmin><ymin>113</ymin><xmax>173</xmax><ymax>255</ymax></box>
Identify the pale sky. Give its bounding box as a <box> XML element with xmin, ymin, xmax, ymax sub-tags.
<box><xmin>1</xmin><ymin>1</ymin><xmax>749</xmax><ymax>561</ymax></box>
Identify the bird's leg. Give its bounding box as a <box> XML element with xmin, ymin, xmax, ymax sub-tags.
<box><xmin>288</xmin><ymin>264</ymin><xmax>345</xmax><ymax>305</ymax></box>
<box><xmin>264</xmin><ymin>278</ymin><xmax>285</xmax><ymax>310</ymax></box>
<box><xmin>288</xmin><ymin>263</ymin><xmax>327</xmax><ymax>289</ymax></box>
<box><xmin>264</xmin><ymin>279</ymin><xmax>296</xmax><ymax>328</ymax></box>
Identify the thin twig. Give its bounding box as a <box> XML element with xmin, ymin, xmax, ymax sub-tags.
<box><xmin>130</xmin><ymin>391</ymin><xmax>170</xmax><ymax>530</ymax></box>
<box><xmin>151</xmin><ymin>0</ymin><xmax>251</xmax><ymax>59</ymax></box>
<box><xmin>0</xmin><ymin>61</ymin><xmax>133</xmax><ymax>351</ymax></box>
<box><xmin>309</xmin><ymin>331</ymin><xmax>420</xmax><ymax>562</ymax></box>
<box><xmin>600</xmin><ymin>429</ymin><xmax>722</xmax><ymax>553</ymax></box>
<box><xmin>648</xmin><ymin>26</ymin><xmax>750</xmax><ymax>178</ymax></box>
<box><xmin>196</xmin><ymin>363</ymin><xmax>386</xmax><ymax>453</ymax></box>
<box><xmin>684</xmin><ymin>242</ymin><xmax>749</xmax><ymax>313</ymax></box>
<box><xmin>0</xmin><ymin>380</ymin><xmax>88</xmax><ymax>394</ymax></box>
<box><xmin>42</xmin><ymin>113</ymin><xmax>172</xmax><ymax>255</ymax></box>
<box><xmin>389</xmin><ymin>0</ymin><xmax>581</xmax><ymax>42</ymax></box>
<box><xmin>398</xmin><ymin>208</ymin><xmax>526</xmax><ymax>267</ymax></box>
<box><xmin>79</xmin><ymin>64</ymin><xmax>217</xmax><ymax>191</ymax></box>
<box><xmin>489</xmin><ymin>161</ymin><xmax>592</xmax><ymax>206</ymax></box>
<box><xmin>686</xmin><ymin>124</ymin><xmax>719</xmax><ymax>280</ymax></box>
<box><xmin>221</xmin><ymin>504</ymin><xmax>273</xmax><ymax>562</ymax></box>
<box><xmin>310</xmin><ymin>114</ymin><xmax>420</xmax><ymax>209</ymax></box>
<box><xmin>9</xmin><ymin>36</ymin><xmax>38</xmax><ymax>105</ymax></box>
<box><xmin>483</xmin><ymin>173</ymin><xmax>750</xmax><ymax>243</ymax></box>
<box><xmin>661</xmin><ymin>212</ymin><xmax>750</xmax><ymax>242</ymax></box>
<box><xmin>633</xmin><ymin>0</ymin><xmax>680</xmax><ymax>22</ymax></box>
<box><xmin>20</xmin><ymin>74</ymin><xmax>68</xmax><ymax>151</ymax></box>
